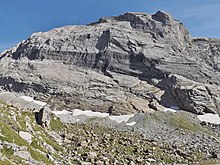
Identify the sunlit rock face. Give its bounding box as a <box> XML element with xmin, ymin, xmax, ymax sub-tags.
<box><xmin>0</xmin><ymin>11</ymin><xmax>220</xmax><ymax>115</ymax></box>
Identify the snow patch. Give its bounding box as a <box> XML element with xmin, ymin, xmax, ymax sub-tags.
<box><xmin>72</xmin><ymin>109</ymin><xmax>109</xmax><ymax>118</ymax></box>
<box><xmin>33</xmin><ymin>100</ymin><xmax>47</xmax><ymax>106</ymax></box>
<box><xmin>109</xmin><ymin>114</ymin><xmax>135</xmax><ymax>123</ymax></box>
<box><xmin>197</xmin><ymin>113</ymin><xmax>220</xmax><ymax>125</ymax></box>
<box><xmin>126</xmin><ymin>122</ymin><xmax>137</xmax><ymax>126</ymax></box>
<box><xmin>164</xmin><ymin>108</ymin><xmax>177</xmax><ymax>113</ymax></box>
<box><xmin>164</xmin><ymin>106</ymin><xmax>179</xmax><ymax>113</ymax></box>
<box><xmin>52</xmin><ymin>110</ymin><xmax>71</xmax><ymax>115</ymax></box>
<box><xmin>52</xmin><ymin>109</ymin><xmax>135</xmax><ymax>124</ymax></box>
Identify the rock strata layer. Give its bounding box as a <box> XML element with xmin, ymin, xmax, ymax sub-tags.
<box><xmin>0</xmin><ymin>11</ymin><xmax>220</xmax><ymax>115</ymax></box>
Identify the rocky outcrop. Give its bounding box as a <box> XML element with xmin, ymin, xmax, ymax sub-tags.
<box><xmin>0</xmin><ymin>11</ymin><xmax>220</xmax><ymax>115</ymax></box>
<box><xmin>167</xmin><ymin>75</ymin><xmax>220</xmax><ymax>114</ymax></box>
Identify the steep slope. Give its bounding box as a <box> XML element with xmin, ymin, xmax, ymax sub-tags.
<box><xmin>0</xmin><ymin>11</ymin><xmax>220</xmax><ymax>115</ymax></box>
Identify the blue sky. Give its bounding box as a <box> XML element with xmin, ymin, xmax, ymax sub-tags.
<box><xmin>1</xmin><ymin>0</ymin><xmax>220</xmax><ymax>52</ymax></box>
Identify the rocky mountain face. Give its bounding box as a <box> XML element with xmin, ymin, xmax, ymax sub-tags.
<box><xmin>1</xmin><ymin>11</ymin><xmax>220</xmax><ymax>164</ymax></box>
<box><xmin>0</xmin><ymin>11</ymin><xmax>220</xmax><ymax>116</ymax></box>
<box><xmin>1</xmin><ymin>11</ymin><xmax>220</xmax><ymax>115</ymax></box>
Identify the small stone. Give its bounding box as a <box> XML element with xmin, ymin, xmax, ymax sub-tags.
<box><xmin>200</xmin><ymin>121</ymin><xmax>207</xmax><ymax>126</ymax></box>
<box><xmin>80</xmin><ymin>141</ymin><xmax>87</xmax><ymax>147</ymax></box>
<box><xmin>14</xmin><ymin>151</ymin><xmax>31</xmax><ymax>160</ymax></box>
<box><xmin>88</xmin><ymin>152</ymin><xmax>97</xmax><ymax>159</ymax></box>
<box><xmin>211</xmin><ymin>151</ymin><xmax>219</xmax><ymax>158</ymax></box>
<box><xmin>19</xmin><ymin>146</ymin><xmax>28</xmax><ymax>151</ymax></box>
<box><xmin>130</xmin><ymin>161</ymin><xmax>135</xmax><ymax>165</ymax></box>
<box><xmin>47</xmin><ymin>154</ymin><xmax>55</xmax><ymax>161</ymax></box>
<box><xmin>146</xmin><ymin>158</ymin><xmax>156</xmax><ymax>162</ymax></box>
<box><xmin>64</xmin><ymin>138</ymin><xmax>71</xmax><ymax>144</ymax></box>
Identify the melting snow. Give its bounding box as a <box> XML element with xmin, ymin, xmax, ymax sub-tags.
<box><xmin>164</xmin><ymin>106</ymin><xmax>179</xmax><ymax>113</ymax></box>
<box><xmin>72</xmin><ymin>109</ymin><xmax>109</xmax><ymax>118</ymax></box>
<box><xmin>109</xmin><ymin>114</ymin><xmax>135</xmax><ymax>123</ymax></box>
<box><xmin>164</xmin><ymin>108</ymin><xmax>177</xmax><ymax>113</ymax></box>
<box><xmin>197</xmin><ymin>113</ymin><xmax>220</xmax><ymax>125</ymax></box>
<box><xmin>33</xmin><ymin>100</ymin><xmax>47</xmax><ymax>106</ymax></box>
<box><xmin>52</xmin><ymin>109</ymin><xmax>71</xmax><ymax>115</ymax></box>
<box><xmin>52</xmin><ymin>109</ymin><xmax>135</xmax><ymax>124</ymax></box>
<box><xmin>126</xmin><ymin>122</ymin><xmax>137</xmax><ymax>126</ymax></box>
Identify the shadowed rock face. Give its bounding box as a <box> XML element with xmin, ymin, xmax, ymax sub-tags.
<box><xmin>0</xmin><ymin>11</ymin><xmax>220</xmax><ymax>115</ymax></box>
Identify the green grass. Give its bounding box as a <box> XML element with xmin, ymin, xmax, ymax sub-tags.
<box><xmin>28</xmin><ymin>147</ymin><xmax>52</xmax><ymax>165</ymax></box>
<box><xmin>31</xmin><ymin>138</ymin><xmax>47</xmax><ymax>153</ymax></box>
<box><xmin>50</xmin><ymin>117</ymin><xmax>64</xmax><ymax>132</ymax></box>
<box><xmin>169</xmin><ymin>113</ymin><xmax>214</xmax><ymax>134</ymax></box>
<box><xmin>0</xmin><ymin>121</ymin><xmax>28</xmax><ymax>146</ymax></box>
<box><xmin>149</xmin><ymin>113</ymin><xmax>162</xmax><ymax>121</ymax></box>
<box><xmin>16</xmin><ymin>115</ymin><xmax>27</xmax><ymax>131</ymax></box>
<box><xmin>1</xmin><ymin>147</ymin><xmax>14</xmax><ymax>158</ymax></box>
<box><xmin>0</xmin><ymin>102</ymin><xmax>62</xmax><ymax>164</ymax></box>
<box><xmin>200</xmin><ymin>160</ymin><xmax>220</xmax><ymax>165</ymax></box>
<box><xmin>0</xmin><ymin>160</ymin><xmax>12</xmax><ymax>165</ymax></box>
<box><xmin>170</xmin><ymin>115</ymin><xmax>199</xmax><ymax>132</ymax></box>
<box><xmin>44</xmin><ymin>136</ymin><xmax>63</xmax><ymax>152</ymax></box>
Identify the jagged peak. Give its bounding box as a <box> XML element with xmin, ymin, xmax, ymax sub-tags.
<box><xmin>152</xmin><ymin>11</ymin><xmax>174</xmax><ymax>25</ymax></box>
<box><xmin>90</xmin><ymin>11</ymin><xmax>180</xmax><ymax>29</ymax></box>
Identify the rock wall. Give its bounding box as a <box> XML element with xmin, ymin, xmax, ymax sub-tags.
<box><xmin>1</xmin><ymin>11</ymin><xmax>220</xmax><ymax>115</ymax></box>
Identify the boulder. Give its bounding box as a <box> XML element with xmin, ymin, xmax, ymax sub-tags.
<box><xmin>19</xmin><ymin>131</ymin><xmax>32</xmax><ymax>144</ymax></box>
<box><xmin>34</xmin><ymin>106</ymin><xmax>51</xmax><ymax>127</ymax></box>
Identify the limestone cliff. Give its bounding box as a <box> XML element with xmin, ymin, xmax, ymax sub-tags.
<box><xmin>1</xmin><ymin>11</ymin><xmax>220</xmax><ymax>115</ymax></box>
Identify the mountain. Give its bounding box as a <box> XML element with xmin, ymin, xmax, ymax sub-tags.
<box><xmin>0</xmin><ymin>11</ymin><xmax>220</xmax><ymax>164</ymax></box>
<box><xmin>1</xmin><ymin>11</ymin><xmax>220</xmax><ymax>116</ymax></box>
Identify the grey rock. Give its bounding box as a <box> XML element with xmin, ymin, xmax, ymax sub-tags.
<box><xmin>19</xmin><ymin>131</ymin><xmax>32</xmax><ymax>144</ymax></box>
<box><xmin>47</xmin><ymin>131</ymin><xmax>62</xmax><ymax>145</ymax></box>
<box><xmin>29</xmin><ymin>157</ymin><xmax>39</xmax><ymax>165</ymax></box>
<box><xmin>167</xmin><ymin>74</ymin><xmax>220</xmax><ymax>114</ymax></box>
<box><xmin>34</xmin><ymin>106</ymin><xmax>51</xmax><ymax>127</ymax></box>
<box><xmin>0</xmin><ymin>92</ymin><xmax>44</xmax><ymax>111</ymax></box>
<box><xmin>88</xmin><ymin>152</ymin><xmax>97</xmax><ymax>159</ymax></box>
<box><xmin>14</xmin><ymin>151</ymin><xmax>31</xmax><ymax>160</ymax></box>
<box><xmin>0</xmin><ymin>11</ymin><xmax>220</xmax><ymax>115</ymax></box>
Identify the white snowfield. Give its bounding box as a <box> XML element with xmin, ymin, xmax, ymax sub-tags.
<box><xmin>197</xmin><ymin>113</ymin><xmax>220</xmax><ymax>125</ymax></box>
<box><xmin>27</xmin><ymin>98</ymin><xmax>219</xmax><ymax>125</ymax></box>
<box><xmin>52</xmin><ymin>109</ymin><xmax>135</xmax><ymax>124</ymax></box>
<box><xmin>20</xmin><ymin>96</ymin><xmax>47</xmax><ymax>106</ymax></box>
<box><xmin>72</xmin><ymin>109</ymin><xmax>109</xmax><ymax>118</ymax></box>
